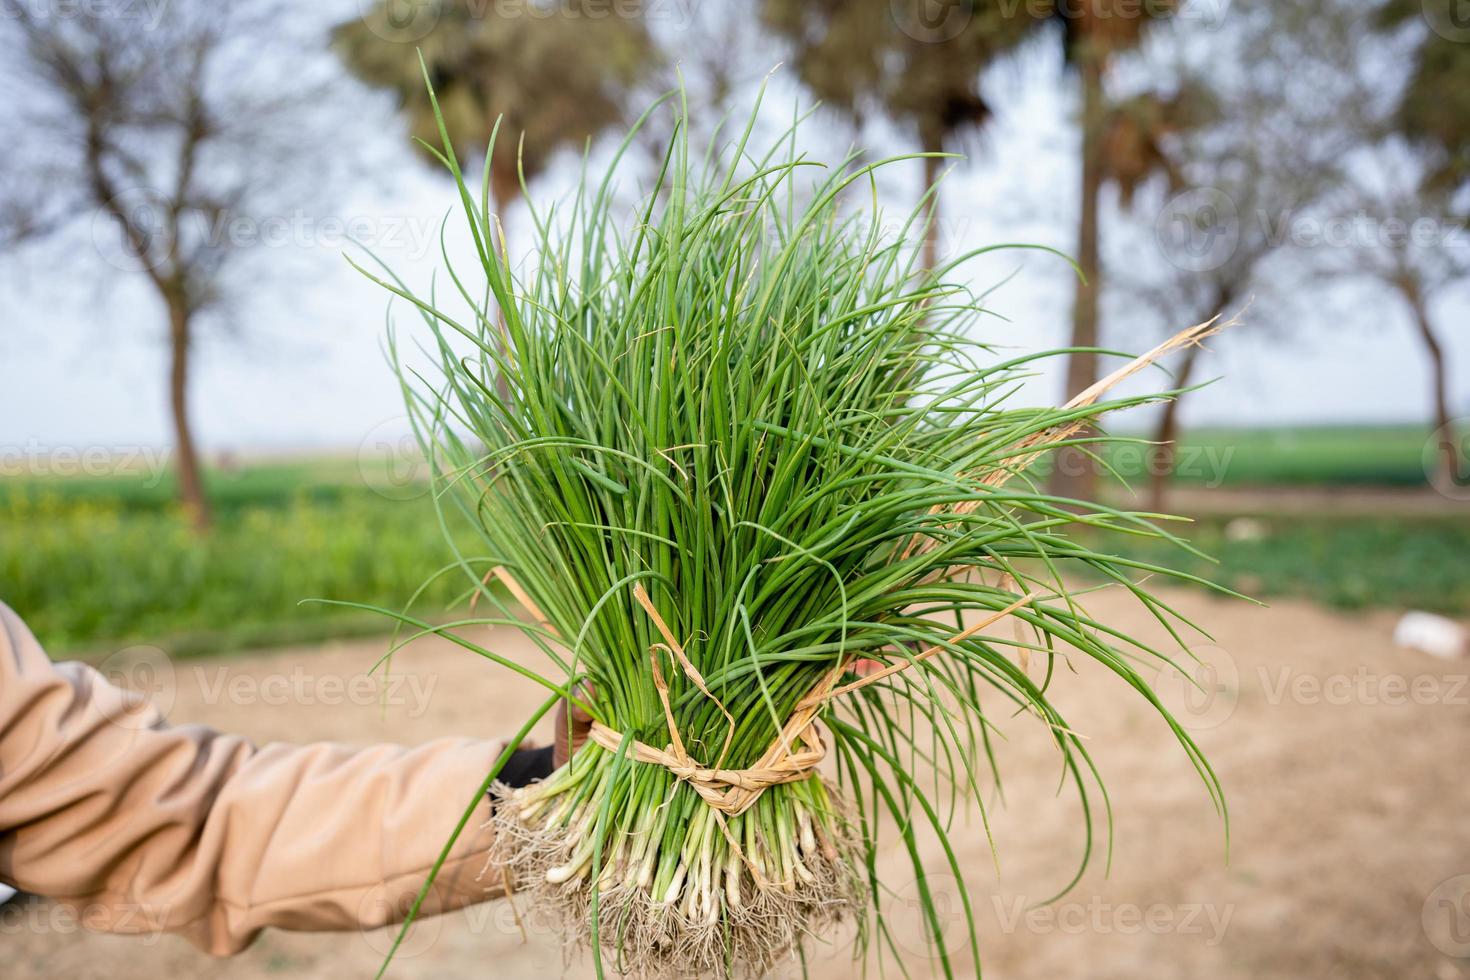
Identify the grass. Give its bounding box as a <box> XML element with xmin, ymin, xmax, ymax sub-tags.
<box><xmin>6</xmin><ymin>457</ymin><xmax>368</xmax><ymax>511</ymax></box>
<box><xmin>1106</xmin><ymin>424</ymin><xmax>1434</xmax><ymax>487</ymax></box>
<box><xmin>1</xmin><ymin>424</ymin><xmax>1459</xmax><ymax>662</ymax></box>
<box><xmin>1097</xmin><ymin>514</ymin><xmax>1470</xmax><ymax>613</ymax></box>
<box><xmin>0</xmin><ymin>464</ymin><xmax>473</xmax><ymax>658</ymax></box>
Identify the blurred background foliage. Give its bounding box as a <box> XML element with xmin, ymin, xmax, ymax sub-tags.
<box><xmin>0</xmin><ymin>466</ymin><xmax>474</xmax><ymax>655</ymax></box>
<box><xmin>4</xmin><ymin>425</ymin><xmax>1464</xmax><ymax>658</ymax></box>
<box><xmin>0</xmin><ymin>0</ymin><xmax>1466</xmax><ymax>658</ymax></box>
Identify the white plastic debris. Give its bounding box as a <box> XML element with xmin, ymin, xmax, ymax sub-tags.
<box><xmin>1393</xmin><ymin>611</ymin><xmax>1470</xmax><ymax>661</ymax></box>
<box><xmin>0</xmin><ymin>884</ymin><xmax>15</xmax><ymax>905</ymax></box>
<box><xmin>1223</xmin><ymin>517</ymin><xmax>1269</xmax><ymax>543</ymax></box>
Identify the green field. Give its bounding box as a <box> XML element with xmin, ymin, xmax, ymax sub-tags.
<box><xmin>1093</xmin><ymin>515</ymin><xmax>1470</xmax><ymax>613</ymax></box>
<box><xmin>0</xmin><ymin>461</ymin><xmax>480</xmax><ymax>657</ymax></box>
<box><xmin>1104</xmin><ymin>424</ymin><xmax>1434</xmax><ymax>486</ymax></box>
<box><xmin>0</xmin><ymin>426</ymin><xmax>1462</xmax><ymax>657</ymax></box>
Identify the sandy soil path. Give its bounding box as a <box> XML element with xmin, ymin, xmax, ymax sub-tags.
<box><xmin>7</xmin><ymin>588</ymin><xmax>1468</xmax><ymax>979</ymax></box>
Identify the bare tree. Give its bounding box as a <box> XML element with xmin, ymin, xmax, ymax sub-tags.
<box><xmin>0</xmin><ymin>0</ymin><xmax>347</xmax><ymax>530</ymax></box>
<box><xmin>1110</xmin><ymin>0</ymin><xmax>1467</xmax><ymax>502</ymax></box>
<box><xmin>1044</xmin><ymin>0</ymin><xmax>1176</xmax><ymax>503</ymax></box>
<box><xmin>1106</xmin><ymin>0</ymin><xmax>1352</xmax><ymax>509</ymax></box>
<box><xmin>1366</xmin><ymin>0</ymin><xmax>1469</xmax><ymax>485</ymax></box>
<box><xmin>1302</xmin><ymin>0</ymin><xmax>1467</xmax><ymax>486</ymax></box>
<box><xmin>1314</xmin><ymin>142</ymin><xmax>1468</xmax><ymax>485</ymax></box>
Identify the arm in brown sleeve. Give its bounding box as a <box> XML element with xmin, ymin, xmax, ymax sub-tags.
<box><xmin>0</xmin><ymin>601</ymin><xmax>507</xmax><ymax>955</ymax></box>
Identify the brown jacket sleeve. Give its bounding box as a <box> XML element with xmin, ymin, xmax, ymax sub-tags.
<box><xmin>0</xmin><ymin>601</ymin><xmax>506</xmax><ymax>955</ymax></box>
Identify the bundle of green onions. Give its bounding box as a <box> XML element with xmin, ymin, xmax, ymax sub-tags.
<box><xmin>356</xmin><ymin>79</ymin><xmax>1228</xmax><ymax>979</ymax></box>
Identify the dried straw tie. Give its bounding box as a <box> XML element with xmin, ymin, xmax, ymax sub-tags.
<box><xmin>587</xmin><ymin>584</ymin><xmax>1038</xmax><ymax>820</ymax></box>
<box><xmin>900</xmin><ymin>317</ymin><xmax>1229</xmax><ymax>563</ymax></box>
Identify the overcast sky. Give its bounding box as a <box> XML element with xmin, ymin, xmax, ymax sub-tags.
<box><xmin>2</xmin><ymin>6</ymin><xmax>1465</xmax><ymax>458</ymax></box>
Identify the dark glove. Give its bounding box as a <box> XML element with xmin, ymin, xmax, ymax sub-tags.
<box><xmin>493</xmin><ymin>692</ymin><xmax>594</xmax><ymax>794</ymax></box>
<box><xmin>497</xmin><ymin>744</ymin><xmax>555</xmax><ymax>788</ymax></box>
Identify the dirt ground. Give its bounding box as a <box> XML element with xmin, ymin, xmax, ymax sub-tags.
<box><xmin>7</xmin><ymin>588</ymin><xmax>1469</xmax><ymax>979</ymax></box>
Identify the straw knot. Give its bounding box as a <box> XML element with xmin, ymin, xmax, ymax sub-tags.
<box><xmin>596</xmin><ymin>583</ymin><xmax>1037</xmax><ymax>818</ymax></box>
<box><xmin>586</xmin><ymin>719</ymin><xmax>826</xmax><ymax>817</ymax></box>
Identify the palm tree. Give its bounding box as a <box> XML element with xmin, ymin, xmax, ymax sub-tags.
<box><xmin>335</xmin><ymin>0</ymin><xmax>656</xmax><ymax>225</ymax></box>
<box><xmin>1046</xmin><ymin>1</ymin><xmax>1175</xmax><ymax>501</ymax></box>
<box><xmin>1108</xmin><ymin>0</ymin><xmax>1349</xmax><ymax>511</ymax></box>
<box><xmin>1097</xmin><ymin>86</ymin><xmax>1216</xmax><ymax>512</ymax></box>
<box><xmin>762</xmin><ymin>2</ymin><xmax>1171</xmax><ymax>500</ymax></box>
<box><xmin>760</xmin><ymin>0</ymin><xmax>1037</xmax><ymax>273</ymax></box>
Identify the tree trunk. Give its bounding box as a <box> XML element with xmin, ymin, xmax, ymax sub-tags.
<box><xmin>1148</xmin><ymin>342</ymin><xmax>1201</xmax><ymax>513</ymax></box>
<box><xmin>921</xmin><ymin>150</ymin><xmax>942</xmax><ymax>274</ymax></box>
<box><xmin>167</xmin><ymin>296</ymin><xmax>210</xmax><ymax>532</ymax></box>
<box><xmin>1051</xmin><ymin>50</ymin><xmax>1106</xmax><ymax>502</ymax></box>
<box><xmin>1400</xmin><ymin>277</ymin><xmax>1462</xmax><ymax>486</ymax></box>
